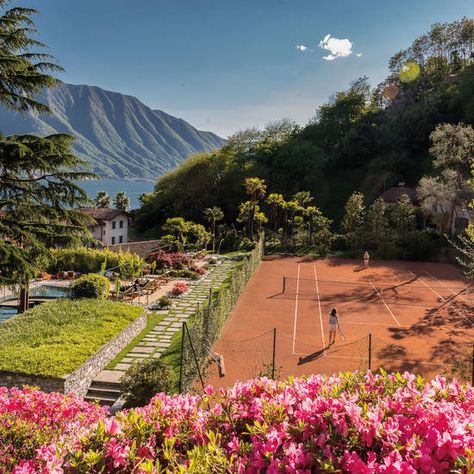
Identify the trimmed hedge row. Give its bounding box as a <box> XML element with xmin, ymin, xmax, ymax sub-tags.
<box><xmin>46</xmin><ymin>247</ymin><xmax>141</xmax><ymax>275</ymax></box>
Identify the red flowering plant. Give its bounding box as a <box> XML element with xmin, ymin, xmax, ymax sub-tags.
<box><xmin>171</xmin><ymin>281</ymin><xmax>188</xmax><ymax>296</ymax></box>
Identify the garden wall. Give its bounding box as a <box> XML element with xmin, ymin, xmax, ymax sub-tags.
<box><xmin>0</xmin><ymin>312</ymin><xmax>147</xmax><ymax>397</ymax></box>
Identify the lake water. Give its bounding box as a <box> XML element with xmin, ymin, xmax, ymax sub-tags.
<box><xmin>79</xmin><ymin>179</ymin><xmax>156</xmax><ymax>210</ymax></box>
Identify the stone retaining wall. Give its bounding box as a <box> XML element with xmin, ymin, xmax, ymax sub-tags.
<box><xmin>0</xmin><ymin>312</ymin><xmax>147</xmax><ymax>397</ymax></box>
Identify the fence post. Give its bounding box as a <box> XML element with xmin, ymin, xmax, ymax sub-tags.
<box><xmin>272</xmin><ymin>328</ymin><xmax>277</xmax><ymax>379</ymax></box>
<box><xmin>368</xmin><ymin>333</ymin><xmax>372</xmax><ymax>371</ymax></box>
<box><xmin>184</xmin><ymin>323</ymin><xmax>206</xmax><ymax>391</ymax></box>
<box><xmin>178</xmin><ymin>322</ymin><xmax>186</xmax><ymax>394</ymax></box>
<box><xmin>471</xmin><ymin>342</ymin><xmax>474</xmax><ymax>387</ymax></box>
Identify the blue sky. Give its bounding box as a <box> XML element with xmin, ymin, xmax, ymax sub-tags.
<box><xmin>30</xmin><ymin>0</ymin><xmax>474</xmax><ymax>137</ymax></box>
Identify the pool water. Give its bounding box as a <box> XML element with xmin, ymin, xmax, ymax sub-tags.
<box><xmin>30</xmin><ymin>285</ymin><xmax>72</xmax><ymax>298</ymax></box>
<box><xmin>0</xmin><ymin>284</ymin><xmax>71</xmax><ymax>323</ymax></box>
<box><xmin>0</xmin><ymin>307</ymin><xmax>17</xmax><ymax>321</ymax></box>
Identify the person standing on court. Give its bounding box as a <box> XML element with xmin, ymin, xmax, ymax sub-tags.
<box><xmin>363</xmin><ymin>251</ymin><xmax>370</xmax><ymax>269</ymax></box>
<box><xmin>328</xmin><ymin>308</ymin><xmax>340</xmax><ymax>346</ymax></box>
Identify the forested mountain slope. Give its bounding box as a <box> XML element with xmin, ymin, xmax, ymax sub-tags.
<box><xmin>0</xmin><ymin>84</ymin><xmax>225</xmax><ymax>180</ymax></box>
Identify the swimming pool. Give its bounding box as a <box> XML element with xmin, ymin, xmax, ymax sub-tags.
<box><xmin>0</xmin><ymin>284</ymin><xmax>72</xmax><ymax>322</ymax></box>
<box><xmin>30</xmin><ymin>285</ymin><xmax>72</xmax><ymax>298</ymax></box>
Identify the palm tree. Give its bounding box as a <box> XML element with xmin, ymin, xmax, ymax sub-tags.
<box><xmin>243</xmin><ymin>177</ymin><xmax>267</xmax><ymax>240</ymax></box>
<box><xmin>203</xmin><ymin>206</ymin><xmax>224</xmax><ymax>253</ymax></box>
<box><xmin>114</xmin><ymin>192</ymin><xmax>131</xmax><ymax>211</ymax></box>
<box><xmin>94</xmin><ymin>191</ymin><xmax>111</xmax><ymax>208</ymax></box>
<box><xmin>266</xmin><ymin>193</ymin><xmax>285</xmax><ymax>232</ymax></box>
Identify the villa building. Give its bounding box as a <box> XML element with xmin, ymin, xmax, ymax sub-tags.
<box><xmin>78</xmin><ymin>208</ymin><xmax>129</xmax><ymax>246</ymax></box>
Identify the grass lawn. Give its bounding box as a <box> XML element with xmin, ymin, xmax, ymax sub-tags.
<box><xmin>107</xmin><ymin>311</ymin><xmax>167</xmax><ymax>369</ymax></box>
<box><xmin>0</xmin><ymin>299</ymin><xmax>143</xmax><ymax>377</ymax></box>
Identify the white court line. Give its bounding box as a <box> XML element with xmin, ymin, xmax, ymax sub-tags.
<box><xmin>292</xmin><ymin>264</ymin><xmax>301</xmax><ymax>355</ymax></box>
<box><xmin>369</xmin><ymin>280</ymin><xmax>401</xmax><ymax>326</ymax></box>
<box><xmin>313</xmin><ymin>265</ymin><xmax>326</xmax><ymax>355</ymax></box>
<box><xmin>424</xmin><ymin>270</ymin><xmax>472</xmax><ymax>305</ymax></box>
<box><xmin>419</xmin><ymin>275</ymin><xmax>474</xmax><ymax>326</ymax></box>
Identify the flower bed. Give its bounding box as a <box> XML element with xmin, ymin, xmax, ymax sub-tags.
<box><xmin>171</xmin><ymin>281</ymin><xmax>188</xmax><ymax>296</ymax></box>
<box><xmin>3</xmin><ymin>371</ymin><xmax>474</xmax><ymax>472</ymax></box>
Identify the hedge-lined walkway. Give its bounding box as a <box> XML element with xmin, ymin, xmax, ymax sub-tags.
<box><xmin>100</xmin><ymin>260</ymin><xmax>236</xmax><ymax>381</ymax></box>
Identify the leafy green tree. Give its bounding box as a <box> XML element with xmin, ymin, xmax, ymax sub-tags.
<box><xmin>418</xmin><ymin>123</ymin><xmax>474</xmax><ymax>235</ymax></box>
<box><xmin>388</xmin><ymin>194</ymin><xmax>417</xmax><ymax>238</ymax></box>
<box><xmin>187</xmin><ymin>223</ymin><xmax>211</xmax><ymax>251</ymax></box>
<box><xmin>304</xmin><ymin>206</ymin><xmax>333</xmax><ymax>251</ymax></box>
<box><xmin>203</xmin><ymin>206</ymin><xmax>224</xmax><ymax>253</ymax></box>
<box><xmin>341</xmin><ymin>192</ymin><xmax>366</xmax><ymax>252</ymax></box>
<box><xmin>366</xmin><ymin>197</ymin><xmax>391</xmax><ymax>250</ymax></box>
<box><xmin>94</xmin><ymin>191</ymin><xmax>111</xmax><ymax>208</ymax></box>
<box><xmin>114</xmin><ymin>191</ymin><xmax>131</xmax><ymax>211</ymax></box>
<box><xmin>162</xmin><ymin>217</ymin><xmax>190</xmax><ymax>251</ymax></box>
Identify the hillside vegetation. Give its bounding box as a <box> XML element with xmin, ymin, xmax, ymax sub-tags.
<box><xmin>136</xmin><ymin>18</ymin><xmax>474</xmax><ymax>230</ymax></box>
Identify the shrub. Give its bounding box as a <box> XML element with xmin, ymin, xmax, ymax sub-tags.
<box><xmin>158</xmin><ymin>295</ymin><xmax>172</xmax><ymax>308</ymax></box>
<box><xmin>13</xmin><ymin>371</ymin><xmax>474</xmax><ymax>472</ymax></box>
<box><xmin>168</xmin><ymin>268</ymin><xmax>200</xmax><ymax>280</ymax></box>
<box><xmin>71</xmin><ymin>273</ymin><xmax>110</xmax><ymax>299</ymax></box>
<box><xmin>171</xmin><ymin>281</ymin><xmax>188</xmax><ymax>296</ymax></box>
<box><xmin>120</xmin><ymin>358</ymin><xmax>176</xmax><ymax>407</ymax></box>
<box><xmin>146</xmin><ymin>250</ymin><xmax>194</xmax><ymax>270</ymax></box>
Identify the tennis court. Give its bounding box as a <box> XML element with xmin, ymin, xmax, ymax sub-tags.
<box><xmin>204</xmin><ymin>256</ymin><xmax>474</xmax><ymax>388</ymax></box>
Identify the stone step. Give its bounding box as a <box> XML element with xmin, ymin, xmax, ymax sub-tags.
<box><xmin>84</xmin><ymin>394</ymin><xmax>118</xmax><ymax>406</ymax></box>
<box><xmin>87</xmin><ymin>386</ymin><xmax>120</xmax><ymax>399</ymax></box>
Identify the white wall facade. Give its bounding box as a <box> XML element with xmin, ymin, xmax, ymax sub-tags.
<box><xmin>103</xmin><ymin>215</ymin><xmax>128</xmax><ymax>246</ymax></box>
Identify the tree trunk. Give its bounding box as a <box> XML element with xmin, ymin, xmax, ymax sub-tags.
<box><xmin>18</xmin><ymin>284</ymin><xmax>29</xmax><ymax>314</ymax></box>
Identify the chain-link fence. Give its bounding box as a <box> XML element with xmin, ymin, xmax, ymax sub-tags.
<box><xmin>183</xmin><ymin>327</ymin><xmax>474</xmax><ymax>389</ymax></box>
<box><xmin>179</xmin><ymin>237</ymin><xmax>264</xmax><ymax>393</ymax></box>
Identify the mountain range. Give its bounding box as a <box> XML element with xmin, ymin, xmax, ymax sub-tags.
<box><xmin>0</xmin><ymin>83</ymin><xmax>226</xmax><ymax>180</ymax></box>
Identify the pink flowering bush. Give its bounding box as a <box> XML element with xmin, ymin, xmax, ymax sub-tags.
<box><xmin>3</xmin><ymin>371</ymin><xmax>474</xmax><ymax>472</ymax></box>
<box><xmin>0</xmin><ymin>386</ymin><xmax>106</xmax><ymax>473</ymax></box>
<box><xmin>171</xmin><ymin>281</ymin><xmax>188</xmax><ymax>296</ymax></box>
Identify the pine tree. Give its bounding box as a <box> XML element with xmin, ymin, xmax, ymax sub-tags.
<box><xmin>0</xmin><ymin>2</ymin><xmax>95</xmax><ymax>310</ymax></box>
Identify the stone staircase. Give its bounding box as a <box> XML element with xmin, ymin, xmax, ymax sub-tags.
<box><xmin>84</xmin><ymin>380</ymin><xmax>121</xmax><ymax>406</ymax></box>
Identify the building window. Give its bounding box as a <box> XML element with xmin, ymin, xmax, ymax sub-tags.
<box><xmin>119</xmin><ymin>235</ymin><xmax>123</xmax><ymax>243</ymax></box>
<box><xmin>111</xmin><ymin>236</ymin><xmax>115</xmax><ymax>245</ymax></box>
<box><xmin>119</xmin><ymin>220</ymin><xmax>123</xmax><ymax>229</ymax></box>
<box><xmin>112</xmin><ymin>221</ymin><xmax>116</xmax><ymax>230</ymax></box>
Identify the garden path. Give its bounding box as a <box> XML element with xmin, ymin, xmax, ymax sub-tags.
<box><xmin>97</xmin><ymin>260</ymin><xmax>236</xmax><ymax>383</ymax></box>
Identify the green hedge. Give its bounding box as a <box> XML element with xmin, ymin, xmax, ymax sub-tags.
<box><xmin>174</xmin><ymin>235</ymin><xmax>264</xmax><ymax>391</ymax></box>
<box><xmin>46</xmin><ymin>248</ymin><xmax>142</xmax><ymax>275</ymax></box>
<box><xmin>0</xmin><ymin>299</ymin><xmax>143</xmax><ymax>377</ymax></box>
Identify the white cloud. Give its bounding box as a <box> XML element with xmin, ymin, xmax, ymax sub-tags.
<box><xmin>356</xmin><ymin>52</ymin><xmax>363</xmax><ymax>58</ymax></box>
<box><xmin>295</xmin><ymin>44</ymin><xmax>309</xmax><ymax>52</ymax></box>
<box><xmin>319</xmin><ymin>34</ymin><xmax>353</xmax><ymax>61</ymax></box>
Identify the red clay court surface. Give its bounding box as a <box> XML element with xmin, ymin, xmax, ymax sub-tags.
<box><xmin>205</xmin><ymin>256</ymin><xmax>474</xmax><ymax>388</ymax></box>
